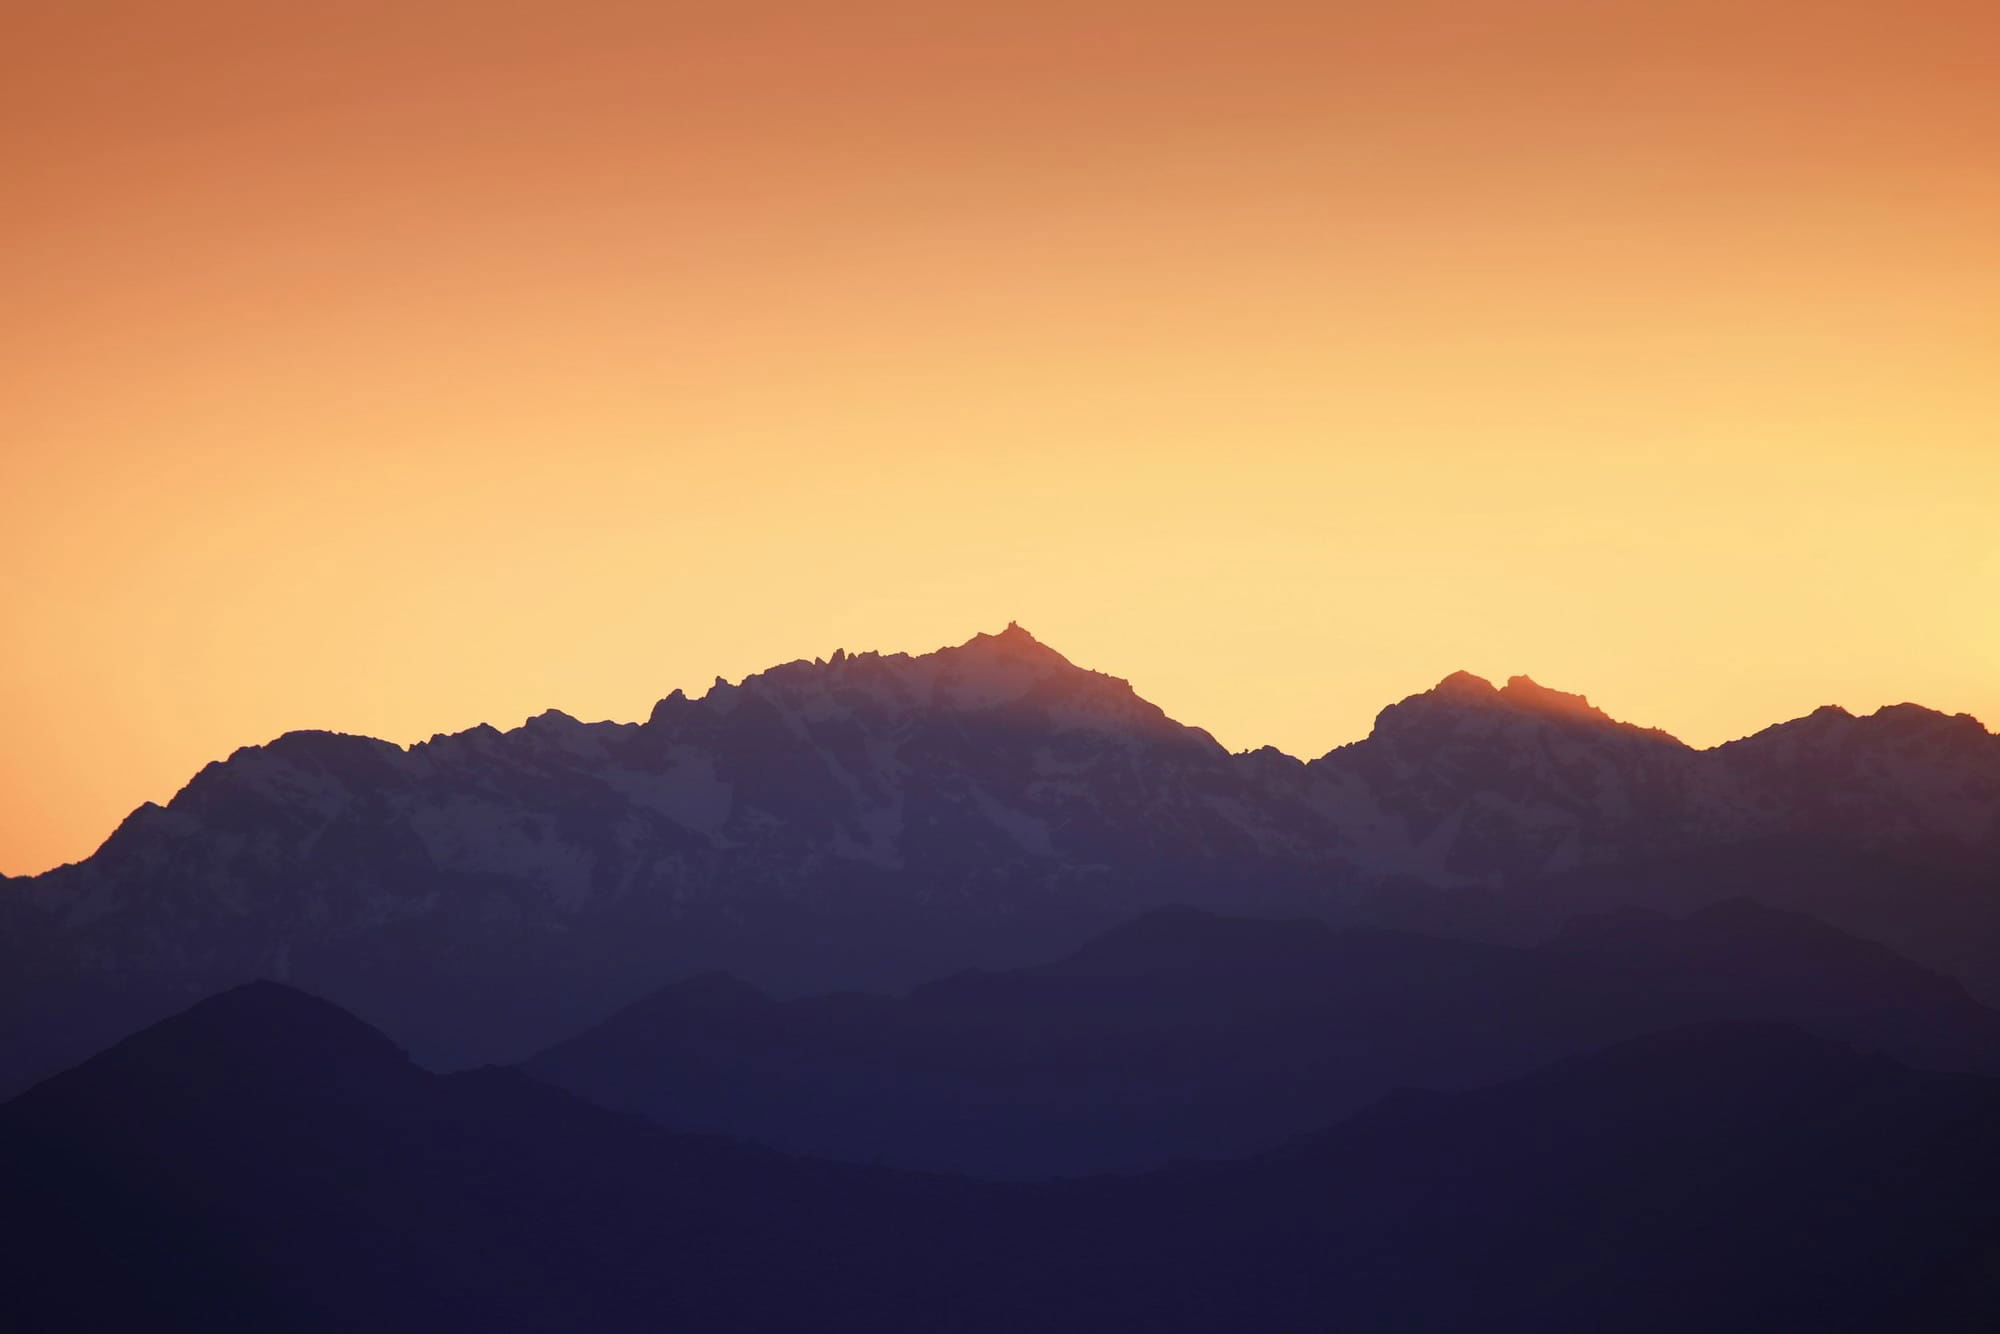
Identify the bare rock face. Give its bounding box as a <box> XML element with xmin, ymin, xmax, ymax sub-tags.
<box><xmin>4</xmin><ymin>625</ymin><xmax>1997</xmax><ymax>1092</ymax></box>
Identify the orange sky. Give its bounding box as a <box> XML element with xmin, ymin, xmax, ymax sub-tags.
<box><xmin>4</xmin><ymin>1</ymin><xmax>1997</xmax><ymax>876</ymax></box>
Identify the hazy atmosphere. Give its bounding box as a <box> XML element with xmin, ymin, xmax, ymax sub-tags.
<box><xmin>6</xmin><ymin>2</ymin><xmax>1996</xmax><ymax>870</ymax></box>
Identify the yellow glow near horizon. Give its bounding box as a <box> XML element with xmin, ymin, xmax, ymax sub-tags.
<box><xmin>4</xmin><ymin>1</ymin><xmax>1997</xmax><ymax>875</ymax></box>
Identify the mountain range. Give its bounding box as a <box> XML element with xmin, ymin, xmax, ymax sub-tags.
<box><xmin>9</xmin><ymin>981</ymin><xmax>2000</xmax><ymax>1332</ymax></box>
<box><xmin>4</xmin><ymin>624</ymin><xmax>1997</xmax><ymax>1093</ymax></box>
<box><xmin>524</xmin><ymin>898</ymin><xmax>2000</xmax><ymax>1177</ymax></box>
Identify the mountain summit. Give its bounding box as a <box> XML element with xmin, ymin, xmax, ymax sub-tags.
<box><xmin>1362</xmin><ymin>669</ymin><xmax>1684</xmax><ymax>744</ymax></box>
<box><xmin>3</xmin><ymin>626</ymin><xmax>1996</xmax><ymax>1095</ymax></box>
<box><xmin>671</xmin><ymin>623</ymin><xmax>1208</xmax><ymax>746</ymax></box>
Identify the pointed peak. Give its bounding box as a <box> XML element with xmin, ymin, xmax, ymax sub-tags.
<box><xmin>185</xmin><ymin>980</ymin><xmax>396</xmax><ymax>1040</ymax></box>
<box><xmin>1860</xmin><ymin>703</ymin><xmax>1996</xmax><ymax>746</ymax></box>
<box><xmin>261</xmin><ymin>729</ymin><xmax>407</xmax><ymax>761</ymax></box>
<box><xmin>1723</xmin><ymin>703</ymin><xmax>1858</xmax><ymax>748</ymax></box>
<box><xmin>524</xmin><ymin>707</ymin><xmax>580</xmax><ymax>729</ymax></box>
<box><xmin>1729</xmin><ymin>700</ymin><xmax>1993</xmax><ymax>750</ymax></box>
<box><xmin>1238</xmin><ymin>743</ymin><xmax>1306</xmax><ymax>770</ymax></box>
<box><xmin>1868</xmin><ymin>701</ymin><xmax>1974</xmax><ymax>729</ymax></box>
<box><xmin>196</xmin><ymin>977</ymin><xmax>349</xmax><ymax>1014</ymax></box>
<box><xmin>645</xmin><ymin>687</ymin><xmax>695</xmax><ymax>727</ymax></box>
<box><xmin>939</xmin><ymin>622</ymin><xmax>1079</xmax><ymax>676</ymax></box>
<box><xmin>1367</xmin><ymin>670</ymin><xmax>1683</xmax><ymax>747</ymax></box>
<box><xmin>961</xmin><ymin>621</ymin><xmax>1056</xmax><ymax>654</ymax></box>
<box><xmin>1432</xmin><ymin>670</ymin><xmax>1498</xmax><ymax>698</ymax></box>
<box><xmin>26</xmin><ymin>981</ymin><xmax>414</xmax><ymax>1102</ymax></box>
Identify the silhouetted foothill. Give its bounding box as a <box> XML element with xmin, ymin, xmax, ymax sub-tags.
<box><xmin>10</xmin><ymin>985</ymin><xmax>2000</xmax><ymax>1333</ymax></box>
<box><xmin>526</xmin><ymin>900</ymin><xmax>2000</xmax><ymax>1178</ymax></box>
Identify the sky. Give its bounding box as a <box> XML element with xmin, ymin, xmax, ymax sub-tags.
<box><xmin>4</xmin><ymin>0</ymin><xmax>1997</xmax><ymax>876</ymax></box>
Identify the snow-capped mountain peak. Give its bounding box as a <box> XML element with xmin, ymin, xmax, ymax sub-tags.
<box><xmin>6</xmin><ymin>628</ymin><xmax>1997</xmax><ymax>1099</ymax></box>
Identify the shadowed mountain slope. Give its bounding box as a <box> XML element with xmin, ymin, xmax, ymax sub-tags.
<box><xmin>8</xmin><ymin>985</ymin><xmax>2000</xmax><ymax>1332</ymax></box>
<box><xmin>526</xmin><ymin>899</ymin><xmax>2000</xmax><ymax>1177</ymax></box>
<box><xmin>0</xmin><ymin>981</ymin><xmax>989</xmax><ymax>1333</ymax></box>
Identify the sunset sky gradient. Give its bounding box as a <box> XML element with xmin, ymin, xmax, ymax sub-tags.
<box><xmin>5</xmin><ymin>0</ymin><xmax>1997</xmax><ymax>875</ymax></box>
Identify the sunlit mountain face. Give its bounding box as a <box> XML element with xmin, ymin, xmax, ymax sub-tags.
<box><xmin>3</xmin><ymin>627</ymin><xmax>1996</xmax><ymax>1101</ymax></box>
<box><xmin>5</xmin><ymin>1</ymin><xmax>1998</xmax><ymax>888</ymax></box>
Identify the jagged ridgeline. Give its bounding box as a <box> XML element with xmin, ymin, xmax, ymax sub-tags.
<box><xmin>3</xmin><ymin>625</ymin><xmax>1997</xmax><ymax>1093</ymax></box>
